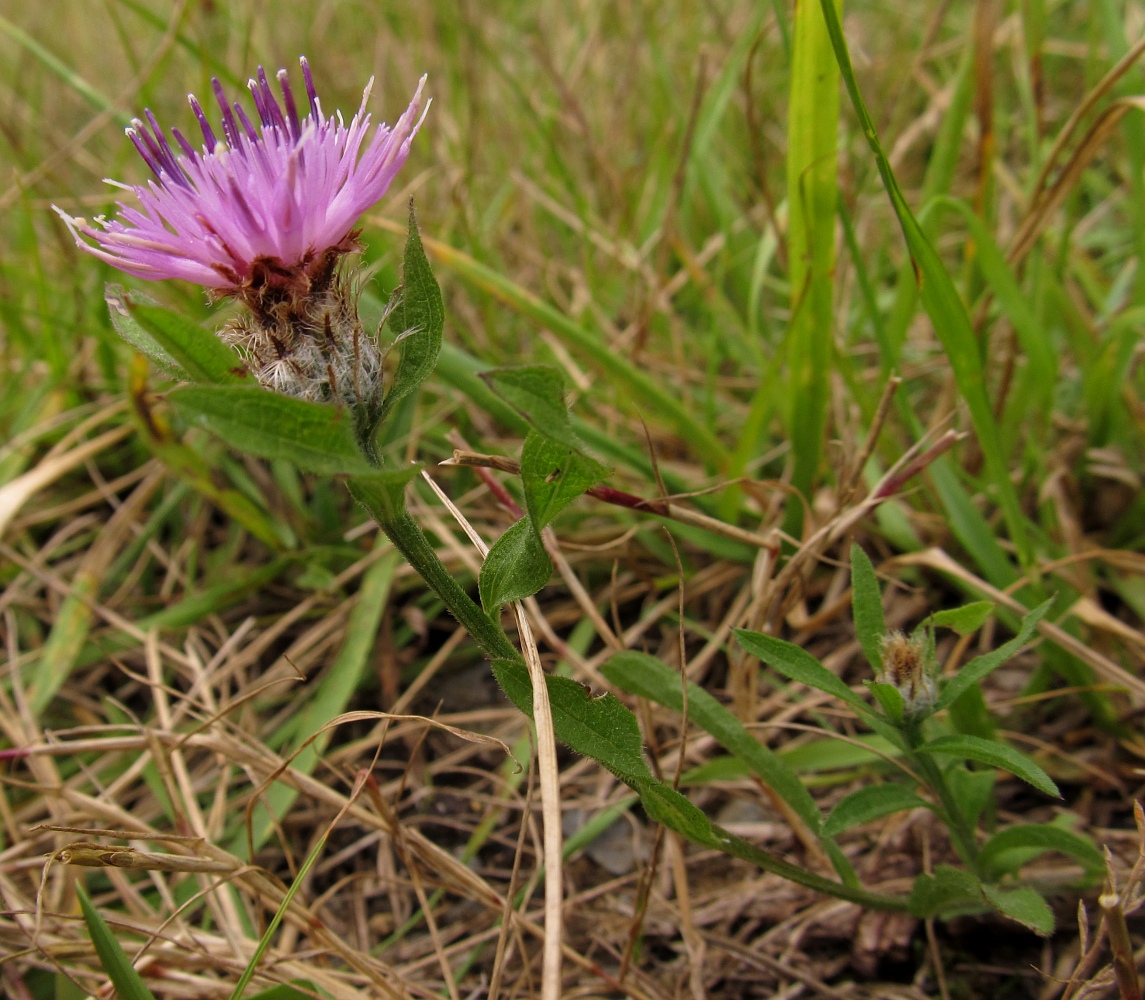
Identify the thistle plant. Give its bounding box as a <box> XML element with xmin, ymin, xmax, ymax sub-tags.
<box><xmin>53</xmin><ymin>50</ymin><xmax>1110</xmax><ymax>1000</ymax></box>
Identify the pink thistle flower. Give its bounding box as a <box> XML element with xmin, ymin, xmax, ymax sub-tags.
<box><xmin>55</xmin><ymin>58</ymin><xmax>428</xmax><ymax>296</ymax></box>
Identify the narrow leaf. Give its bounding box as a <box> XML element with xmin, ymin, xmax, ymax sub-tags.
<box><xmin>76</xmin><ymin>884</ymin><xmax>158</xmax><ymax>1000</ymax></box>
<box><xmin>823</xmin><ymin>783</ymin><xmax>932</xmax><ymax>837</ymax></box>
<box><xmin>919</xmin><ymin>734</ymin><xmax>1060</xmax><ymax>797</ymax></box>
<box><xmin>131</xmin><ymin>302</ymin><xmax>248</xmax><ymax>384</ymax></box>
<box><xmin>850</xmin><ymin>544</ymin><xmax>886</xmax><ymax>672</ymax></box>
<box><xmin>105</xmin><ymin>285</ymin><xmax>186</xmax><ymax>378</ymax></box>
<box><xmin>603</xmin><ymin>650</ymin><xmax>823</xmax><ymax>833</ymax></box>
<box><xmin>979</xmin><ymin>823</ymin><xmax>1105</xmax><ymax>880</ymax></box>
<box><xmin>930</xmin><ymin>601</ymin><xmax>995</xmax><ymax>636</ymax></box>
<box><xmin>480</xmin><ymin>366</ymin><xmax>581</xmax><ymax>450</ymax></box>
<box><xmin>520</xmin><ymin>429</ymin><xmax>608</xmax><ymax>530</ymax></box>
<box><xmin>169</xmin><ymin>385</ymin><xmax>375</xmax><ymax>475</ymax></box>
<box><xmin>381</xmin><ymin>202</ymin><xmax>444</xmax><ymax>421</ymax></box>
<box><xmin>937</xmin><ymin>599</ymin><xmax>1052</xmax><ymax>711</ymax></box>
<box><xmin>734</xmin><ymin>628</ymin><xmax>872</xmax><ymax>714</ymax></box>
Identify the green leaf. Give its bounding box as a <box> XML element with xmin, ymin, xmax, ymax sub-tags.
<box><xmin>919</xmin><ymin>735</ymin><xmax>1060</xmax><ymax>798</ymax></box>
<box><xmin>76</xmin><ymin>884</ymin><xmax>158</xmax><ymax>1000</ymax></box>
<box><xmin>478</xmin><ymin>517</ymin><xmax>552</xmax><ymax>612</ymax></box>
<box><xmin>492</xmin><ymin>660</ymin><xmax>652</xmax><ymax>784</ymax></box>
<box><xmin>936</xmin><ymin>599</ymin><xmax>1052</xmax><ymax>711</ymax></box>
<box><xmin>850</xmin><ymin>544</ymin><xmax>886</xmax><ymax>672</ymax></box>
<box><xmin>734</xmin><ymin>628</ymin><xmax>872</xmax><ymax>715</ymax></box>
<box><xmin>381</xmin><ymin>202</ymin><xmax>444</xmax><ymax>422</ymax></box>
<box><xmin>866</xmin><ymin>681</ymin><xmax>905</xmax><ymax>724</ymax></box>
<box><xmin>347</xmin><ymin>465</ymin><xmax>424</xmax><ymax>521</ymax></box>
<box><xmin>945</xmin><ymin>765</ymin><xmax>995</xmax><ymax>827</ymax></box>
<box><xmin>168</xmin><ymin>385</ymin><xmax>375</xmax><ymax>476</ymax></box>
<box><xmin>822</xmin><ymin>783</ymin><xmax>932</xmax><ymax>837</ymax></box>
<box><xmin>480</xmin><ymin>366</ymin><xmax>580</xmax><ymax>450</ymax></box>
<box><xmin>982</xmin><ymin>884</ymin><xmax>1054</xmax><ymax>936</ymax></box>
<box><xmin>105</xmin><ymin>285</ymin><xmax>186</xmax><ymax>378</ymax></box>
<box><xmin>783</xmin><ymin>0</ymin><xmax>841</xmax><ymax>535</ymax></box>
<box><xmin>930</xmin><ymin>601</ymin><xmax>995</xmax><ymax>636</ymax></box>
<box><xmin>979</xmin><ymin>824</ymin><xmax>1105</xmax><ymax>881</ymax></box>
<box><xmin>520</xmin><ymin>429</ymin><xmax>608</xmax><ymax>530</ymax></box>
<box><xmin>908</xmin><ymin>865</ymin><xmax>987</xmax><ymax>919</ymax></box>
<box><xmin>602</xmin><ymin>650</ymin><xmax>823</xmax><ymax>834</ymax></box>
<box><xmin>130</xmin><ymin>302</ymin><xmax>248</xmax><ymax>385</ymax></box>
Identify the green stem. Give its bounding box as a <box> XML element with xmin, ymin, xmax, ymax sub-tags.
<box><xmin>355</xmin><ymin>493</ymin><xmax>521</xmax><ymax>665</ymax></box>
<box><xmin>905</xmin><ymin>724</ymin><xmax>980</xmax><ymax>870</ymax></box>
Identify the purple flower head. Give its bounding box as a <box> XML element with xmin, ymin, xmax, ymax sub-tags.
<box><xmin>56</xmin><ymin>59</ymin><xmax>428</xmax><ymax>296</ymax></box>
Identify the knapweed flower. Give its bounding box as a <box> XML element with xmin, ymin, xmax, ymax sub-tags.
<box><xmin>56</xmin><ymin>59</ymin><xmax>428</xmax><ymax>408</ymax></box>
<box><xmin>877</xmin><ymin>630</ymin><xmax>937</xmax><ymax>719</ymax></box>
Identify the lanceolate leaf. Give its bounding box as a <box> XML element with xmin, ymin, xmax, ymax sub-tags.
<box><xmin>520</xmin><ymin>429</ymin><xmax>608</xmax><ymax>530</ymax></box>
<box><xmin>493</xmin><ymin>659</ymin><xmax>908</xmax><ymax>912</ymax></box>
<box><xmin>850</xmin><ymin>543</ymin><xmax>886</xmax><ymax>673</ymax></box>
<box><xmin>978</xmin><ymin>823</ymin><xmax>1105</xmax><ymax>880</ymax></box>
<box><xmin>822</xmin><ymin>783</ymin><xmax>932</xmax><ymax>837</ymax></box>
<box><xmin>930</xmin><ymin>601</ymin><xmax>995</xmax><ymax>636</ymax></box>
<box><xmin>734</xmin><ymin>628</ymin><xmax>872</xmax><ymax>715</ymax></box>
<box><xmin>919</xmin><ymin>734</ymin><xmax>1060</xmax><ymax>798</ymax></box>
<box><xmin>169</xmin><ymin>386</ymin><xmax>375</xmax><ymax>475</ymax></box>
<box><xmin>131</xmin><ymin>302</ymin><xmax>248</xmax><ymax>385</ymax></box>
<box><xmin>105</xmin><ymin>284</ymin><xmax>186</xmax><ymax>378</ymax></box>
<box><xmin>492</xmin><ymin>660</ymin><xmax>652</xmax><ymax>783</ymax></box>
<box><xmin>602</xmin><ymin>650</ymin><xmax>822</xmax><ymax>833</ymax></box>
<box><xmin>479</xmin><ymin>517</ymin><xmax>552</xmax><ymax>612</ymax></box>
<box><xmin>381</xmin><ymin>203</ymin><xmax>444</xmax><ymax>422</ymax></box>
<box><xmin>936</xmin><ymin>599</ymin><xmax>1052</xmax><ymax>711</ymax></box>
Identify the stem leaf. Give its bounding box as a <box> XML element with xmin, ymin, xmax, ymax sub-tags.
<box><xmin>822</xmin><ymin>783</ymin><xmax>932</xmax><ymax>837</ymax></box>
<box><xmin>850</xmin><ymin>543</ymin><xmax>886</xmax><ymax>673</ymax></box>
<box><xmin>936</xmin><ymin>599</ymin><xmax>1052</xmax><ymax>710</ymax></box>
<box><xmin>169</xmin><ymin>386</ymin><xmax>376</xmax><ymax>475</ymax></box>
<box><xmin>919</xmin><ymin>734</ymin><xmax>1060</xmax><ymax>798</ymax></box>
<box><xmin>381</xmin><ymin>202</ymin><xmax>444</xmax><ymax>423</ymax></box>
<box><xmin>478</xmin><ymin>517</ymin><xmax>552</xmax><ymax>612</ymax></box>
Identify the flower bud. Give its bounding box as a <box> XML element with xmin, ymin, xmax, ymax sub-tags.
<box><xmin>877</xmin><ymin>630</ymin><xmax>936</xmax><ymax>718</ymax></box>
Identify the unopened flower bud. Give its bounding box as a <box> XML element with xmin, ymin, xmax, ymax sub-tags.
<box><xmin>877</xmin><ymin>630</ymin><xmax>936</xmax><ymax>718</ymax></box>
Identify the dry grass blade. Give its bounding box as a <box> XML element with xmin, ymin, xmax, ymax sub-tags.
<box><xmin>418</xmin><ymin>470</ymin><xmax>564</xmax><ymax>1000</ymax></box>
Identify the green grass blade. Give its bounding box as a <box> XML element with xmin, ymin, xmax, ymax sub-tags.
<box><xmin>783</xmin><ymin>0</ymin><xmax>841</xmax><ymax>534</ymax></box>
<box><xmin>76</xmin><ymin>884</ymin><xmax>158</xmax><ymax>1000</ymax></box>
